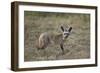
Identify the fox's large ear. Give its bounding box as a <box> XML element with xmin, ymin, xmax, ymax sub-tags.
<box><xmin>68</xmin><ymin>27</ymin><xmax>72</xmax><ymax>32</ymax></box>
<box><xmin>61</xmin><ymin>26</ymin><xmax>64</xmax><ymax>32</ymax></box>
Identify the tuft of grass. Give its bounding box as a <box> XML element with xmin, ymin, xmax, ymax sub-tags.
<box><xmin>24</xmin><ymin>11</ymin><xmax>90</xmax><ymax>61</ymax></box>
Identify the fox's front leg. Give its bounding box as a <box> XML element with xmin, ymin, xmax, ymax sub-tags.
<box><xmin>60</xmin><ymin>44</ymin><xmax>64</xmax><ymax>54</ymax></box>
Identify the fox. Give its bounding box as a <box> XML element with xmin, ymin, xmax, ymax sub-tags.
<box><xmin>35</xmin><ymin>25</ymin><xmax>72</xmax><ymax>54</ymax></box>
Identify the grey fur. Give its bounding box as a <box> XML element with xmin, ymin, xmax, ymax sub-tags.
<box><xmin>36</xmin><ymin>26</ymin><xmax>72</xmax><ymax>54</ymax></box>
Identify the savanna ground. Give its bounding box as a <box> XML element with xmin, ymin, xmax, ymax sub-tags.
<box><xmin>24</xmin><ymin>11</ymin><xmax>90</xmax><ymax>61</ymax></box>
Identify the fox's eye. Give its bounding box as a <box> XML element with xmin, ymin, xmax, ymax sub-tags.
<box><xmin>64</xmin><ymin>33</ymin><xmax>68</xmax><ymax>35</ymax></box>
<box><xmin>64</xmin><ymin>33</ymin><xmax>66</xmax><ymax>35</ymax></box>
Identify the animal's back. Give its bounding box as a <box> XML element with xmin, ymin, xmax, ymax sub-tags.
<box><xmin>36</xmin><ymin>32</ymin><xmax>63</xmax><ymax>49</ymax></box>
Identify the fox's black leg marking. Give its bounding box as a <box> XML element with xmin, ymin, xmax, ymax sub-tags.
<box><xmin>60</xmin><ymin>44</ymin><xmax>64</xmax><ymax>54</ymax></box>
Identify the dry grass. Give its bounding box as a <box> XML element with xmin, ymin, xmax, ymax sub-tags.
<box><xmin>24</xmin><ymin>11</ymin><xmax>90</xmax><ymax>61</ymax></box>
